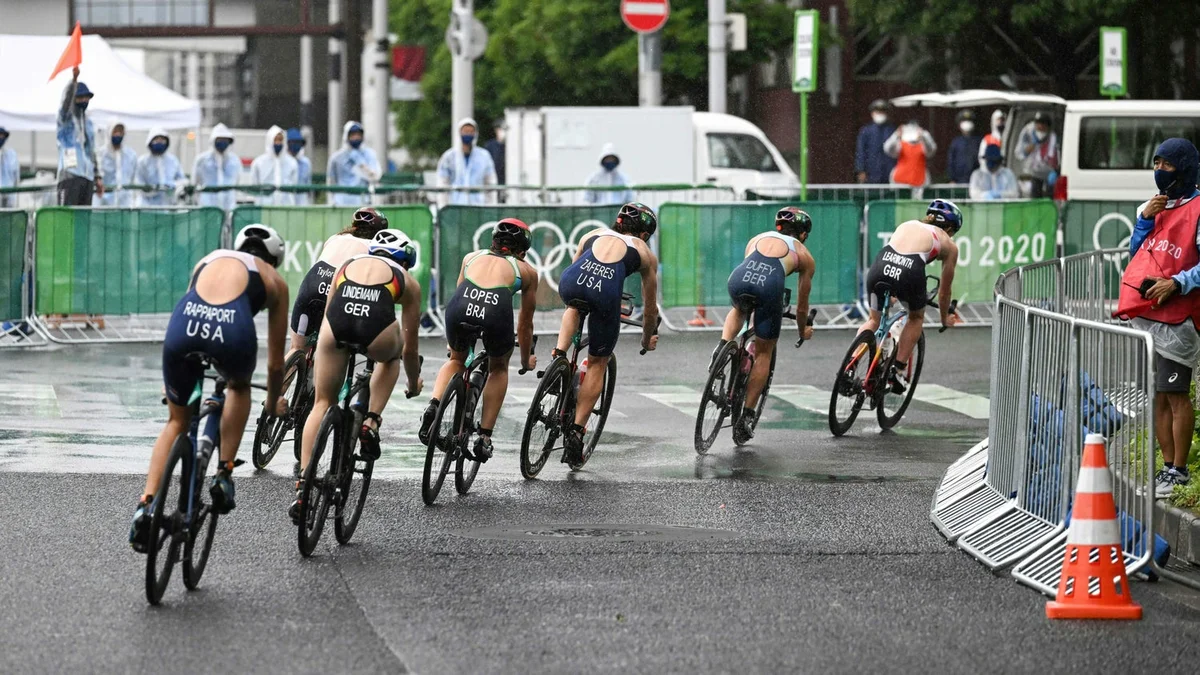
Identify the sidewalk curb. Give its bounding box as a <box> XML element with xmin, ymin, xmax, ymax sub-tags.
<box><xmin>1154</xmin><ymin>499</ymin><xmax>1200</xmax><ymax>564</ymax></box>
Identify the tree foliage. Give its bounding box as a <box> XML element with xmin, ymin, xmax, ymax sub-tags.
<box><xmin>391</xmin><ymin>0</ymin><xmax>794</xmax><ymax>164</ymax></box>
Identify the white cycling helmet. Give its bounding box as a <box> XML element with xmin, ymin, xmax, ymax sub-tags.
<box><xmin>368</xmin><ymin>228</ymin><xmax>417</xmax><ymax>269</ymax></box>
<box><xmin>234</xmin><ymin>223</ymin><xmax>285</xmax><ymax>267</ymax></box>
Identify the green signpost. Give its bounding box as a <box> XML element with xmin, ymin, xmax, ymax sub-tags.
<box><xmin>792</xmin><ymin>9</ymin><xmax>818</xmax><ymax>202</ymax></box>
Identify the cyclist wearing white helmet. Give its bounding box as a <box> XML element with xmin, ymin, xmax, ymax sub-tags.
<box><xmin>418</xmin><ymin>218</ymin><xmax>539</xmax><ymax>461</ymax></box>
<box><xmin>129</xmin><ymin>224</ymin><xmax>290</xmax><ymax>552</ymax></box>
<box><xmin>862</xmin><ymin>199</ymin><xmax>963</xmax><ymax>393</ymax></box>
<box><xmin>291</xmin><ymin>228</ymin><xmax>424</xmax><ymax>522</ymax></box>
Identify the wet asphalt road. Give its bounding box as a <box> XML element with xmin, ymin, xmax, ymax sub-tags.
<box><xmin>1</xmin><ymin>329</ymin><xmax>1199</xmax><ymax>674</ymax></box>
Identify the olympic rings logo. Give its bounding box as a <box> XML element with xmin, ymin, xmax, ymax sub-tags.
<box><xmin>1091</xmin><ymin>211</ymin><xmax>1133</xmax><ymax>275</ymax></box>
<box><xmin>472</xmin><ymin>219</ymin><xmax>608</xmax><ymax>291</ymax></box>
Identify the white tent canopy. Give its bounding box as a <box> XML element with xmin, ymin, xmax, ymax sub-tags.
<box><xmin>0</xmin><ymin>33</ymin><xmax>200</xmax><ymax>131</ymax></box>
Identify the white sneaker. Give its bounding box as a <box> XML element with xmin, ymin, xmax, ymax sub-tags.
<box><xmin>1155</xmin><ymin>468</ymin><xmax>1186</xmax><ymax>498</ymax></box>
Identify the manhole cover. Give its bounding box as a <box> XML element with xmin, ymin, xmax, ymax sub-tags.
<box><xmin>454</xmin><ymin>523</ymin><xmax>738</xmax><ymax>542</ymax></box>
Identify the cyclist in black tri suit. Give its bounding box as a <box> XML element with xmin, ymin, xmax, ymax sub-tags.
<box><xmin>554</xmin><ymin>202</ymin><xmax>660</xmax><ymax>464</ymax></box>
<box><xmin>129</xmin><ymin>224</ymin><xmax>290</xmax><ymax>552</ymax></box>
<box><xmin>719</xmin><ymin>206</ymin><xmax>817</xmax><ymax>443</ymax></box>
<box><xmin>862</xmin><ymin>199</ymin><xmax>962</xmax><ymax>392</ymax></box>
<box><xmin>418</xmin><ymin>218</ymin><xmax>539</xmax><ymax>460</ymax></box>
<box><xmin>290</xmin><ymin>228</ymin><xmax>424</xmax><ymax>521</ymax></box>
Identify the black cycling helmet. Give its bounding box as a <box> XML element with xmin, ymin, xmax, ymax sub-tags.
<box><xmin>926</xmin><ymin>199</ymin><xmax>963</xmax><ymax>235</ymax></box>
<box><xmin>492</xmin><ymin>217</ymin><xmax>531</xmax><ymax>254</ymax></box>
<box><xmin>614</xmin><ymin>202</ymin><xmax>657</xmax><ymax>238</ymax></box>
<box><xmin>349</xmin><ymin>207</ymin><xmax>388</xmax><ymax>237</ymax></box>
<box><xmin>775</xmin><ymin>206</ymin><xmax>812</xmax><ymax>238</ymax></box>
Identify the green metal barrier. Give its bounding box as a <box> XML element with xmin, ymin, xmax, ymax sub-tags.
<box><xmin>2</xmin><ymin>210</ymin><xmax>27</xmax><ymax>321</ymax></box>
<box><xmin>1060</xmin><ymin>200</ymin><xmax>1143</xmax><ymax>256</ymax></box>
<box><xmin>657</xmin><ymin>201</ymin><xmax>861</xmax><ymax>308</ymax></box>
<box><xmin>34</xmin><ymin>207</ymin><xmax>224</xmax><ymax>315</ymax></box>
<box><xmin>231</xmin><ymin>206</ymin><xmax>434</xmax><ymax>311</ymax></box>
<box><xmin>435</xmin><ymin>205</ymin><xmax>627</xmax><ymax>312</ymax></box>
<box><xmin>864</xmin><ymin>200</ymin><xmax>1058</xmax><ymax>304</ymax></box>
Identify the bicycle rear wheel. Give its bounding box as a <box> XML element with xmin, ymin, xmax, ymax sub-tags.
<box><xmin>829</xmin><ymin>332</ymin><xmax>875</xmax><ymax>437</ymax></box>
<box><xmin>695</xmin><ymin>341</ymin><xmax>738</xmax><ymax>454</ymax></box>
<box><xmin>252</xmin><ymin>350</ymin><xmax>305</xmax><ymax>470</ymax></box>
<box><xmin>750</xmin><ymin>350</ymin><xmax>778</xmax><ymax>436</ymax></box>
<box><xmin>145</xmin><ymin>435</ymin><xmax>186</xmax><ymax>605</ymax></box>
<box><xmin>422</xmin><ymin>376</ymin><xmax>463</xmax><ymax>505</ymax></box>
<box><xmin>455</xmin><ymin>384</ymin><xmax>483</xmax><ymax>495</ymax></box>
<box><xmin>297</xmin><ymin>407</ymin><xmax>338</xmax><ymax>557</ymax></box>
<box><xmin>335</xmin><ymin>411</ymin><xmax>374</xmax><ymax>544</ymax></box>
<box><xmin>574</xmin><ymin>356</ymin><xmax>616</xmax><ymax>470</ymax></box>
<box><xmin>182</xmin><ymin>448</ymin><xmax>219</xmax><ymax>590</ymax></box>
<box><xmin>878</xmin><ymin>333</ymin><xmax>925</xmax><ymax>430</ymax></box>
<box><xmin>520</xmin><ymin>358</ymin><xmax>569</xmax><ymax>479</ymax></box>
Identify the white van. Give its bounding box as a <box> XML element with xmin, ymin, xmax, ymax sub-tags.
<box><xmin>1057</xmin><ymin>100</ymin><xmax>1200</xmax><ymax>201</ymax></box>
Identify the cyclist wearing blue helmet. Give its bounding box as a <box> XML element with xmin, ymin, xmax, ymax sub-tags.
<box><xmin>862</xmin><ymin>199</ymin><xmax>962</xmax><ymax>392</ymax></box>
<box><xmin>291</xmin><ymin>228</ymin><xmax>424</xmax><ymax>521</ymax></box>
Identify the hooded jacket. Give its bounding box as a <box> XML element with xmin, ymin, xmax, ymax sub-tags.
<box><xmin>287</xmin><ymin>128</ymin><xmax>313</xmax><ymax>205</ymax></box>
<box><xmin>192</xmin><ymin>123</ymin><xmax>242</xmax><ymax>210</ymax></box>
<box><xmin>327</xmin><ymin>120</ymin><xmax>382</xmax><ymax>206</ymax></box>
<box><xmin>436</xmin><ymin>117</ymin><xmax>497</xmax><ymax>205</ymax></box>
<box><xmin>96</xmin><ymin>121</ymin><xmax>139</xmax><ymax>206</ymax></box>
<box><xmin>56</xmin><ymin>78</ymin><xmax>99</xmax><ymax>182</ymax></box>
<box><xmin>585</xmin><ymin>142</ymin><xmax>634</xmax><ymax>205</ymax></box>
<box><xmin>250</xmin><ymin>124</ymin><xmax>299</xmax><ymax>206</ymax></box>
<box><xmin>135</xmin><ymin>126</ymin><xmax>185</xmax><ymax>206</ymax></box>
<box><xmin>978</xmin><ymin>109</ymin><xmax>1006</xmax><ymax>162</ymax></box>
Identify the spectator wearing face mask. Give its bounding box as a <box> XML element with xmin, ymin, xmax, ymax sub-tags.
<box><xmin>0</xmin><ymin>127</ymin><xmax>19</xmax><ymax>209</ymax></box>
<box><xmin>969</xmin><ymin>144</ymin><xmax>1019</xmax><ymax>200</ymax></box>
<box><xmin>95</xmin><ymin>122</ymin><xmax>138</xmax><ymax>207</ymax></box>
<box><xmin>327</xmin><ymin>121</ymin><xmax>382</xmax><ymax>206</ymax></box>
<box><xmin>978</xmin><ymin>109</ymin><xmax>1006</xmax><ymax>164</ymax></box>
<box><xmin>56</xmin><ymin>66</ymin><xmax>102</xmax><ymax>206</ymax></box>
<box><xmin>250</xmin><ymin>125</ymin><xmax>299</xmax><ymax>206</ymax></box>
<box><xmin>483</xmin><ymin>119</ymin><xmax>507</xmax><ymax>186</ymax></box>
<box><xmin>1015</xmin><ymin>111</ymin><xmax>1060</xmax><ymax>198</ymax></box>
<box><xmin>286</xmin><ymin>128</ymin><xmax>312</xmax><ymax>205</ymax></box>
<box><xmin>855</xmin><ymin>99</ymin><xmax>896</xmax><ymax>184</ymax></box>
<box><xmin>192</xmin><ymin>123</ymin><xmax>240</xmax><ymax>210</ymax></box>
<box><xmin>135</xmin><ymin>128</ymin><xmax>185</xmax><ymax>207</ymax></box>
<box><xmin>946</xmin><ymin>110</ymin><xmax>982</xmax><ymax>184</ymax></box>
<box><xmin>884</xmin><ymin>119</ymin><xmax>937</xmax><ymax>198</ymax></box>
<box><xmin>437</xmin><ymin>117</ymin><xmax>497</xmax><ymax>205</ymax></box>
<box><xmin>585</xmin><ymin>143</ymin><xmax>634</xmax><ymax>206</ymax></box>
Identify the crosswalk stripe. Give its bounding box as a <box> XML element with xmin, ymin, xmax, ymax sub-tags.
<box><xmin>766</xmin><ymin>384</ymin><xmax>828</xmax><ymax>415</ymax></box>
<box><xmin>910</xmin><ymin>384</ymin><xmax>989</xmax><ymax>419</ymax></box>
<box><xmin>638</xmin><ymin>385</ymin><xmax>700</xmax><ymax>417</ymax></box>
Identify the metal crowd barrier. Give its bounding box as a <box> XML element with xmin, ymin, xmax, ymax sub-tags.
<box><xmin>0</xmin><ymin>209</ymin><xmax>47</xmax><ymax>348</ymax></box>
<box><xmin>932</xmin><ymin>248</ymin><xmax>1173</xmax><ymax>596</ymax></box>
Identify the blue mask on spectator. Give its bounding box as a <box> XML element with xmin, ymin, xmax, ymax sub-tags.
<box><xmin>75</xmin><ymin>101</ymin><xmax>89</xmax><ymax>113</ymax></box>
<box><xmin>149</xmin><ymin>141</ymin><xmax>168</xmax><ymax>155</ymax></box>
<box><xmin>287</xmin><ymin>141</ymin><xmax>304</xmax><ymax>155</ymax></box>
<box><xmin>461</xmin><ymin>134</ymin><xmax>475</xmax><ymax>146</ymax></box>
<box><xmin>1153</xmin><ymin>138</ymin><xmax>1200</xmax><ymax>199</ymax></box>
<box><xmin>986</xmin><ymin>159</ymin><xmax>1001</xmax><ymax>171</ymax></box>
<box><xmin>273</xmin><ymin>143</ymin><xmax>284</xmax><ymax>155</ymax></box>
<box><xmin>602</xmin><ymin>159</ymin><xmax>619</xmax><ymax>172</ymax></box>
<box><xmin>111</xmin><ymin>135</ymin><xmax>123</xmax><ymax>148</ymax></box>
<box><xmin>214</xmin><ymin>139</ymin><xmax>231</xmax><ymax>153</ymax></box>
<box><xmin>348</xmin><ymin>138</ymin><xmax>362</xmax><ymax>149</ymax></box>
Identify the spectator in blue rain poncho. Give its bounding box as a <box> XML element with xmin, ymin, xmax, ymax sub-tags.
<box><xmin>96</xmin><ymin>122</ymin><xmax>138</xmax><ymax>207</ymax></box>
<box><xmin>326</xmin><ymin>121</ymin><xmax>381</xmax><ymax>207</ymax></box>
<box><xmin>135</xmin><ymin>128</ymin><xmax>185</xmax><ymax>206</ymax></box>
<box><xmin>286</xmin><ymin>128</ymin><xmax>312</xmax><ymax>205</ymax></box>
<box><xmin>585</xmin><ymin>143</ymin><xmax>634</xmax><ymax>206</ymax></box>
<box><xmin>192</xmin><ymin>123</ymin><xmax>241</xmax><ymax>210</ymax></box>
<box><xmin>437</xmin><ymin>117</ymin><xmax>497</xmax><ymax>205</ymax></box>
<box><xmin>250</xmin><ymin>125</ymin><xmax>299</xmax><ymax>206</ymax></box>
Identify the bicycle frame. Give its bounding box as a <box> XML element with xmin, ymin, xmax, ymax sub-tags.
<box><xmin>859</xmin><ymin>289</ymin><xmax>909</xmax><ymax>393</ymax></box>
<box><xmin>178</xmin><ymin>376</ymin><xmax>223</xmax><ymax>525</ymax></box>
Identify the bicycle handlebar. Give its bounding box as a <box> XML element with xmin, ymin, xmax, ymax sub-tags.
<box><xmin>519</xmin><ymin>335</ymin><xmax>539</xmax><ymax>375</ymax></box>
<box><xmin>639</xmin><ymin>316</ymin><xmax>663</xmax><ymax>356</ymax></box>
<box><xmin>795</xmin><ymin>309</ymin><xmax>819</xmax><ymax>348</ymax></box>
<box><xmin>938</xmin><ymin>300</ymin><xmax>959</xmax><ymax>333</ymax></box>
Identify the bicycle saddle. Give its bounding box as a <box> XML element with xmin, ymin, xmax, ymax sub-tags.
<box><xmin>458</xmin><ymin>322</ymin><xmax>485</xmax><ymax>337</ymax></box>
<box><xmin>734</xmin><ymin>293</ymin><xmax>761</xmax><ymax>310</ymax></box>
<box><xmin>566</xmin><ymin>299</ymin><xmax>592</xmax><ymax>312</ymax></box>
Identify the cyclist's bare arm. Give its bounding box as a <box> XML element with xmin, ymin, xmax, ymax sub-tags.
<box><xmin>263</xmin><ymin>266</ymin><xmax>289</xmax><ymax>411</ymax></box>
<box><xmin>400</xmin><ymin>274</ymin><xmax>423</xmax><ymax>392</ymax></box>
<box><xmin>516</xmin><ymin>261</ymin><xmax>538</xmax><ymax>369</ymax></box>
<box><xmin>638</xmin><ymin>245</ymin><xmax>660</xmax><ymax>350</ymax></box>
<box><xmin>794</xmin><ymin>244</ymin><xmax>816</xmax><ymax>339</ymax></box>
<box><xmin>938</xmin><ymin>238</ymin><xmax>959</xmax><ymax>327</ymax></box>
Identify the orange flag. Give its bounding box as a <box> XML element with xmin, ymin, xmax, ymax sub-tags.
<box><xmin>48</xmin><ymin>22</ymin><xmax>83</xmax><ymax>82</ymax></box>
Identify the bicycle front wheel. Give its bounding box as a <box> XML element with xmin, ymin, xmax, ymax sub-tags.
<box><xmin>455</xmin><ymin>384</ymin><xmax>483</xmax><ymax>495</ymax></box>
<box><xmin>695</xmin><ymin>341</ymin><xmax>738</xmax><ymax>454</ymax></box>
<box><xmin>298</xmin><ymin>407</ymin><xmax>338</xmax><ymax>557</ymax></box>
<box><xmin>829</xmin><ymin>332</ymin><xmax>875</xmax><ymax>437</ymax></box>
<box><xmin>878</xmin><ymin>332</ymin><xmax>925</xmax><ymax>430</ymax></box>
<box><xmin>422</xmin><ymin>376</ymin><xmax>463</xmax><ymax>505</ymax></box>
<box><xmin>182</xmin><ymin>448</ymin><xmax>219</xmax><ymax>591</ymax></box>
<box><xmin>574</xmin><ymin>356</ymin><xmax>616</xmax><ymax>470</ymax></box>
<box><xmin>252</xmin><ymin>350</ymin><xmax>305</xmax><ymax>470</ymax></box>
<box><xmin>520</xmin><ymin>358</ymin><xmax>569</xmax><ymax>479</ymax></box>
<box><xmin>145</xmin><ymin>435</ymin><xmax>186</xmax><ymax>605</ymax></box>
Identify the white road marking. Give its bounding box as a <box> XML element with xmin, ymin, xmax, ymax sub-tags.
<box><xmin>910</xmin><ymin>384</ymin><xmax>990</xmax><ymax>419</ymax></box>
<box><xmin>766</xmin><ymin>384</ymin><xmax>828</xmax><ymax>415</ymax></box>
<box><xmin>638</xmin><ymin>385</ymin><xmax>700</xmax><ymax>417</ymax></box>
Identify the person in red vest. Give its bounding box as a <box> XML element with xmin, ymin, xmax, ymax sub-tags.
<box><xmin>1116</xmin><ymin>137</ymin><xmax>1200</xmax><ymax>498</ymax></box>
<box><xmin>883</xmin><ymin>119</ymin><xmax>937</xmax><ymax>199</ymax></box>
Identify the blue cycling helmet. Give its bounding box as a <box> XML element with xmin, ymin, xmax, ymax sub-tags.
<box><xmin>368</xmin><ymin>228</ymin><xmax>417</xmax><ymax>269</ymax></box>
<box><xmin>926</xmin><ymin>199</ymin><xmax>963</xmax><ymax>234</ymax></box>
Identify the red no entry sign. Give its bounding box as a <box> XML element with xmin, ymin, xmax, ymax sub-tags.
<box><xmin>621</xmin><ymin>0</ymin><xmax>669</xmax><ymax>34</ymax></box>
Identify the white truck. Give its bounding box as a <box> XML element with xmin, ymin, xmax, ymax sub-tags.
<box><xmin>503</xmin><ymin>106</ymin><xmax>800</xmax><ymax>199</ymax></box>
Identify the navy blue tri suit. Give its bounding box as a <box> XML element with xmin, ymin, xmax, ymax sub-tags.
<box><xmin>444</xmin><ymin>251</ymin><xmax>522</xmax><ymax>357</ymax></box>
<box><xmin>162</xmin><ymin>250</ymin><xmax>265</xmax><ymax>405</ymax></box>
<box><xmin>726</xmin><ymin>232</ymin><xmax>799</xmax><ymax>340</ymax></box>
<box><xmin>558</xmin><ymin>230</ymin><xmax>642</xmax><ymax>357</ymax></box>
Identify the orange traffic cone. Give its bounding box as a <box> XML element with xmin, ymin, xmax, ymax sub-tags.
<box><xmin>1046</xmin><ymin>433</ymin><xmax>1142</xmax><ymax>620</ymax></box>
<box><xmin>687</xmin><ymin>305</ymin><xmax>715</xmax><ymax>327</ymax></box>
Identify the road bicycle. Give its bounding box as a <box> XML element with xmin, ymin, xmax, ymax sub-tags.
<box><xmin>145</xmin><ymin>362</ymin><xmax>265</xmax><ymax>605</ymax></box>
<box><xmin>519</xmin><ymin>293</ymin><xmax>654</xmax><ymax>478</ymax></box>
<box><xmin>423</xmin><ymin>329</ymin><xmax>537</xmax><ymax>504</ymax></box>
<box><xmin>694</xmin><ymin>288</ymin><xmax>816</xmax><ymax>454</ymax></box>
<box><xmin>251</xmin><ymin>333</ymin><xmax>318</xmax><ymax>470</ymax></box>
<box><xmin>828</xmin><ymin>276</ymin><xmax>956</xmax><ymax>436</ymax></box>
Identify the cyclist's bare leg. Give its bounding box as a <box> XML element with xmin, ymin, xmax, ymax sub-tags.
<box><xmin>431</xmin><ymin>348</ymin><xmax>467</xmax><ymax>400</ymax></box>
<box><xmin>859</xmin><ymin>309</ymin><xmax>881</xmax><ymax>335</ymax></box>
<box><xmin>897</xmin><ymin>307</ymin><xmax>925</xmax><ymax>364</ymax></box>
<box><xmin>143</xmin><ymin>401</ymin><xmax>194</xmax><ymax>496</ymax></box>
<box><xmin>363</xmin><ymin>321</ymin><xmax>402</xmax><ymax>427</ymax></box>
<box><xmin>481</xmin><ymin>352</ymin><xmax>512</xmax><ymax>432</ymax></box>
<box><xmin>299</xmin><ymin>321</ymin><xmax>350</xmax><ymax>471</ymax></box>
<box><xmin>218</xmin><ymin>380</ymin><xmax>251</xmax><ymax>463</ymax></box>
<box><xmin>556</xmin><ymin>307</ymin><xmax>581</xmax><ymax>354</ymax></box>
<box><xmin>574</xmin><ymin>354</ymin><xmax>610</xmax><ymax>428</ymax></box>
<box><xmin>721</xmin><ymin>306</ymin><xmax>744</xmax><ymax>341</ymax></box>
<box><xmin>743</xmin><ymin>336</ymin><xmax>777</xmax><ymax>409</ymax></box>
